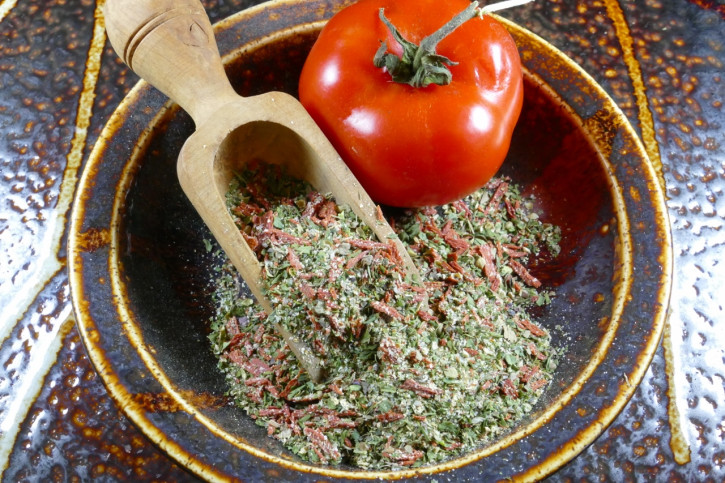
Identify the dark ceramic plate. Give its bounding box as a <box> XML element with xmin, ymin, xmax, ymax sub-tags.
<box><xmin>68</xmin><ymin>0</ymin><xmax>672</xmax><ymax>481</ymax></box>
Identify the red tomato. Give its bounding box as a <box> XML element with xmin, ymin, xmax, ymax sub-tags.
<box><xmin>299</xmin><ymin>0</ymin><xmax>524</xmax><ymax>207</ymax></box>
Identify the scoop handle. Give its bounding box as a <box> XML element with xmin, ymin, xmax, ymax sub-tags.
<box><xmin>104</xmin><ymin>0</ymin><xmax>238</xmax><ymax>125</ymax></box>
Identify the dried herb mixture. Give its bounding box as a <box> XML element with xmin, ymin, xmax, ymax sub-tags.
<box><xmin>208</xmin><ymin>163</ymin><xmax>561</xmax><ymax>469</ymax></box>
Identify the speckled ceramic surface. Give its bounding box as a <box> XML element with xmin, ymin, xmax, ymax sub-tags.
<box><xmin>65</xmin><ymin>1</ymin><xmax>670</xmax><ymax>480</ymax></box>
<box><xmin>2</xmin><ymin>0</ymin><xmax>723</xmax><ymax>481</ymax></box>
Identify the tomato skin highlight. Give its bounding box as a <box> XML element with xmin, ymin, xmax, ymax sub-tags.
<box><xmin>299</xmin><ymin>0</ymin><xmax>523</xmax><ymax>207</ymax></box>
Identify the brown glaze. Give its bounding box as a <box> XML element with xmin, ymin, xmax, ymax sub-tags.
<box><xmin>2</xmin><ymin>0</ymin><xmax>723</xmax><ymax>481</ymax></box>
<box><xmin>75</xmin><ymin>227</ymin><xmax>110</xmax><ymax>252</ymax></box>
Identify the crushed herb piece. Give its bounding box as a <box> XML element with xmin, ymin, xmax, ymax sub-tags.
<box><xmin>209</xmin><ymin>162</ymin><xmax>562</xmax><ymax>470</ymax></box>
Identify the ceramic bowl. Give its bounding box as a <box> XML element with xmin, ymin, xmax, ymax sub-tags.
<box><xmin>69</xmin><ymin>0</ymin><xmax>671</xmax><ymax>480</ymax></box>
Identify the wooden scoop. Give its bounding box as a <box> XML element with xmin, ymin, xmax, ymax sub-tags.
<box><xmin>104</xmin><ymin>0</ymin><xmax>419</xmax><ymax>382</ymax></box>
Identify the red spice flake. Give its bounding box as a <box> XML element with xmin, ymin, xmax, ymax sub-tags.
<box><xmin>243</xmin><ymin>358</ymin><xmax>271</xmax><ymax>377</ymax></box>
<box><xmin>371</xmin><ymin>300</ymin><xmax>404</xmax><ymax>321</ymax></box>
<box><xmin>518</xmin><ymin>364</ymin><xmax>540</xmax><ymax>383</ymax></box>
<box><xmin>385</xmin><ymin>240</ymin><xmax>405</xmax><ymax>266</ymax></box>
<box><xmin>501</xmin><ymin>378</ymin><xmax>519</xmax><ymax>399</ymax></box>
<box><xmin>245</xmin><ymin>377</ymin><xmax>272</xmax><ymax>388</ymax></box>
<box><xmin>376</xmin><ymin>411</ymin><xmax>405</xmax><ymax>423</ymax></box>
<box><xmin>376</xmin><ymin>204</ymin><xmax>386</xmax><ymax>223</ymax></box>
<box><xmin>242</xmin><ymin>232</ymin><xmax>260</xmax><ymax>252</ymax></box>
<box><xmin>305</xmin><ymin>197</ymin><xmax>338</xmax><ymax>227</ymax></box>
<box><xmin>327</xmin><ymin>314</ymin><xmax>345</xmax><ymax>339</ymax></box>
<box><xmin>474</xmin><ymin>244</ymin><xmax>501</xmax><ymax>291</ymax></box>
<box><xmin>317</xmin><ymin>199</ymin><xmax>338</xmax><ymax>225</ymax></box>
<box><xmin>412</xmin><ymin>414</ymin><xmax>426</xmax><ymax>421</ymax></box>
<box><xmin>496</xmin><ymin>241</ymin><xmax>505</xmax><ymax>259</ymax></box>
<box><xmin>472</xmin><ymin>311</ymin><xmax>495</xmax><ymax>329</ymax></box>
<box><xmin>278</xmin><ymin>377</ymin><xmax>299</xmax><ymax>399</ymax></box>
<box><xmin>400</xmin><ymin>379</ymin><xmax>442</xmax><ymax>398</ymax></box>
<box><xmin>442</xmin><ymin>441</ymin><xmax>462</xmax><ymax>451</ymax></box>
<box><xmin>301</xmin><ymin>405</ymin><xmax>335</xmax><ymax>418</ymax></box>
<box><xmin>441</xmin><ymin>219</ymin><xmax>470</xmax><ymax>255</ymax></box>
<box><xmin>424</xmin><ymin>280</ymin><xmax>446</xmax><ymax>291</ymax></box>
<box><xmin>482</xmin><ymin>180</ymin><xmax>509</xmax><ymax>215</ymax></box>
<box><xmin>326</xmin><ymin>415</ymin><xmax>357</xmax><ymax>429</ymax></box>
<box><xmin>527</xmin><ymin>341</ymin><xmax>548</xmax><ymax>360</ymax></box>
<box><xmin>259</xmin><ymin>210</ymin><xmax>274</xmax><ymax>229</ymax></box>
<box><xmin>451</xmin><ymin>199</ymin><xmax>473</xmax><ymax>218</ymax></box>
<box><xmin>416</xmin><ymin>308</ymin><xmax>438</xmax><ymax>322</ymax></box>
<box><xmin>318</xmin><ymin>287</ymin><xmax>338</xmax><ymax>300</ymax></box>
<box><xmin>420</xmin><ymin>205</ymin><xmax>437</xmax><ymax>217</ymax></box>
<box><xmin>287</xmin><ymin>247</ymin><xmax>304</xmax><ymax>270</ymax></box>
<box><xmin>253</xmin><ymin>324</ymin><xmax>265</xmax><ymax>344</ymax></box>
<box><xmin>258</xmin><ymin>407</ymin><xmax>286</xmax><ymax>418</ymax></box>
<box><xmin>336</xmin><ymin>409</ymin><xmax>358</xmax><ymax>418</ymax></box>
<box><xmin>345</xmin><ymin>249</ymin><xmax>368</xmax><ymax>269</ymax></box>
<box><xmin>225</xmin><ymin>316</ymin><xmax>242</xmax><ymax>337</ymax></box>
<box><xmin>226</xmin><ymin>348</ymin><xmax>246</xmax><ymax>366</ymax></box>
<box><xmin>463</xmin><ymin>347</ymin><xmax>480</xmax><ymax>357</ymax></box>
<box><xmin>238</xmin><ymin>339</ymin><xmax>255</xmax><ymax>358</ymax></box>
<box><xmin>308</xmin><ymin>312</ymin><xmax>323</xmax><ymax>333</ymax></box>
<box><xmin>303</xmin><ymin>427</ymin><xmax>341</xmax><ymax>464</ymax></box>
<box><xmin>397</xmin><ymin>282</ymin><xmax>427</xmax><ymax>303</ymax></box>
<box><xmin>424</xmin><ymin>247</ymin><xmax>458</xmax><ymax>274</ymax></box>
<box><xmin>424</xmin><ymin>218</ymin><xmax>444</xmax><ymax>239</ymax></box>
<box><xmin>504</xmin><ymin>197</ymin><xmax>519</xmax><ymax>219</ymax></box>
<box><xmin>516</xmin><ymin>317</ymin><xmax>547</xmax><ymax>337</ymax></box>
<box><xmin>232</xmin><ymin>201</ymin><xmax>264</xmax><ymax>218</ymax></box>
<box><xmin>313</xmin><ymin>447</ymin><xmax>325</xmax><ymax>462</ymax></box>
<box><xmin>328</xmin><ymin>383</ymin><xmax>344</xmax><ymax>396</ymax></box>
<box><xmin>346</xmin><ymin>238</ymin><xmax>388</xmax><ymax>251</ymax></box>
<box><xmin>327</xmin><ymin>258</ymin><xmax>343</xmax><ymax>284</ymax></box>
<box><xmin>247</xmin><ymin>387</ymin><xmax>264</xmax><ymax>404</ymax></box>
<box><xmin>302</xmin><ymin>192</ymin><xmax>325</xmax><ymax>217</ymax></box>
<box><xmin>406</xmin><ymin>350</ymin><xmax>422</xmax><ymax>364</ymax></box>
<box><xmin>398</xmin><ymin>454</ymin><xmax>424</xmax><ymax>466</ymax></box>
<box><xmin>350</xmin><ymin>318</ymin><xmax>365</xmax><ymax>340</ymax></box>
<box><xmin>299</xmin><ymin>282</ymin><xmax>317</xmax><ymax>300</ymax></box>
<box><xmin>377</xmin><ymin>337</ymin><xmax>402</xmax><ymax>364</ymax></box>
<box><xmin>447</xmin><ymin>258</ymin><xmax>469</xmax><ymax>277</ymax></box>
<box><xmin>381</xmin><ymin>437</ymin><xmax>424</xmax><ymax>466</ymax></box>
<box><xmin>313</xmin><ymin>338</ymin><xmax>327</xmax><ymax>356</ymax></box>
<box><xmin>509</xmin><ymin>259</ymin><xmax>542</xmax><ymax>288</ymax></box>
<box><xmin>245</xmin><ymin>181</ymin><xmax>273</xmax><ymax>210</ymax></box>
<box><xmin>502</xmin><ymin>244</ymin><xmax>527</xmax><ymax>258</ymax></box>
<box><xmin>529</xmin><ymin>377</ymin><xmax>548</xmax><ymax>391</ymax></box>
<box><xmin>265</xmin><ymin>227</ymin><xmax>311</xmax><ymax>245</ymax></box>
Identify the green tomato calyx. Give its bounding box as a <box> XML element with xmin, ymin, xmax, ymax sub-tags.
<box><xmin>373</xmin><ymin>0</ymin><xmax>533</xmax><ymax>88</ymax></box>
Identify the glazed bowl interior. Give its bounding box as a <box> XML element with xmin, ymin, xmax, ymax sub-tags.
<box><xmin>69</xmin><ymin>1</ymin><xmax>670</xmax><ymax>481</ymax></box>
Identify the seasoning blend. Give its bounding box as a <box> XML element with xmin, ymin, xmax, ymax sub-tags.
<box><xmin>209</xmin><ymin>163</ymin><xmax>561</xmax><ymax>469</ymax></box>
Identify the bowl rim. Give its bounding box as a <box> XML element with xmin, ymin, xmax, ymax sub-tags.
<box><xmin>68</xmin><ymin>1</ymin><xmax>672</xmax><ymax>481</ymax></box>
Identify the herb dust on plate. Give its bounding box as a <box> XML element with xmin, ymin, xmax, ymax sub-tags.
<box><xmin>208</xmin><ymin>162</ymin><xmax>562</xmax><ymax>470</ymax></box>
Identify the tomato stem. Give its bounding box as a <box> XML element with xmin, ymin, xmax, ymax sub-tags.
<box><xmin>374</xmin><ymin>0</ymin><xmax>533</xmax><ymax>88</ymax></box>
